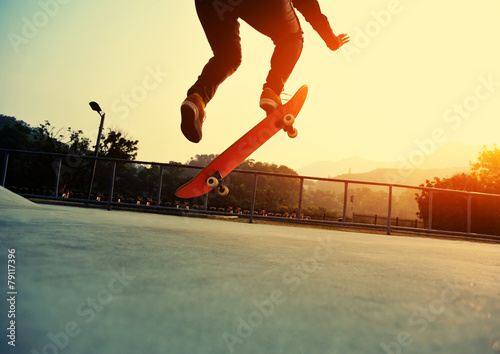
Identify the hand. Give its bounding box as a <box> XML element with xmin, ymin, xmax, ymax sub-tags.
<box><xmin>336</xmin><ymin>34</ymin><xmax>350</xmax><ymax>49</ymax></box>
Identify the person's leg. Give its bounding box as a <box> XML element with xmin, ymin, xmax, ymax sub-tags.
<box><xmin>188</xmin><ymin>0</ymin><xmax>243</xmax><ymax>105</ymax></box>
<box><xmin>240</xmin><ymin>0</ymin><xmax>304</xmax><ymax>96</ymax></box>
<box><xmin>182</xmin><ymin>0</ymin><xmax>243</xmax><ymax>142</ymax></box>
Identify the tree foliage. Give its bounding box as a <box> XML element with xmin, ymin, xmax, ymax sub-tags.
<box><xmin>415</xmin><ymin>145</ymin><xmax>500</xmax><ymax>235</ymax></box>
<box><xmin>470</xmin><ymin>145</ymin><xmax>500</xmax><ymax>193</ymax></box>
<box><xmin>0</xmin><ymin>115</ymin><xmax>139</xmax><ymax>197</ymax></box>
<box><xmin>99</xmin><ymin>130</ymin><xmax>139</xmax><ymax>160</ymax></box>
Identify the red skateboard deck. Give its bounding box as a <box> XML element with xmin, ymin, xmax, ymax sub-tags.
<box><xmin>176</xmin><ymin>84</ymin><xmax>308</xmax><ymax>199</ymax></box>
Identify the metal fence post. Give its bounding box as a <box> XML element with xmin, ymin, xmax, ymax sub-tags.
<box><xmin>250</xmin><ymin>173</ymin><xmax>258</xmax><ymax>223</ymax></box>
<box><xmin>88</xmin><ymin>157</ymin><xmax>98</xmax><ymax>201</ymax></box>
<box><xmin>387</xmin><ymin>185</ymin><xmax>393</xmax><ymax>235</ymax></box>
<box><xmin>1</xmin><ymin>152</ymin><xmax>8</xmax><ymax>187</ymax></box>
<box><xmin>428</xmin><ymin>190</ymin><xmax>433</xmax><ymax>230</ymax></box>
<box><xmin>156</xmin><ymin>165</ymin><xmax>164</xmax><ymax>207</ymax></box>
<box><xmin>342</xmin><ymin>182</ymin><xmax>349</xmax><ymax>222</ymax></box>
<box><xmin>53</xmin><ymin>157</ymin><xmax>62</xmax><ymax>198</ymax></box>
<box><xmin>203</xmin><ymin>193</ymin><xmax>208</xmax><ymax>211</ymax></box>
<box><xmin>467</xmin><ymin>194</ymin><xmax>472</xmax><ymax>234</ymax></box>
<box><xmin>297</xmin><ymin>177</ymin><xmax>304</xmax><ymax>219</ymax></box>
<box><xmin>108</xmin><ymin>161</ymin><xmax>117</xmax><ymax>211</ymax></box>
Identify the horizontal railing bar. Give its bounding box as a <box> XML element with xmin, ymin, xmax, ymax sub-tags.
<box><xmin>3</xmin><ymin>148</ymin><xmax>500</xmax><ymax>199</ymax></box>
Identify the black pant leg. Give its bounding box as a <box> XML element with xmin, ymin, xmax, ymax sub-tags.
<box><xmin>239</xmin><ymin>0</ymin><xmax>304</xmax><ymax>94</ymax></box>
<box><xmin>188</xmin><ymin>0</ymin><xmax>243</xmax><ymax>104</ymax></box>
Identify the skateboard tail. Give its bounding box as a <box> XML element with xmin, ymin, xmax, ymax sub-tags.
<box><xmin>175</xmin><ymin>170</ymin><xmax>221</xmax><ymax>199</ymax></box>
<box><xmin>176</xmin><ymin>183</ymin><xmax>209</xmax><ymax>199</ymax></box>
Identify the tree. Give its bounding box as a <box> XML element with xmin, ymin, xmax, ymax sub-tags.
<box><xmin>471</xmin><ymin>144</ymin><xmax>500</xmax><ymax>193</ymax></box>
<box><xmin>67</xmin><ymin>129</ymin><xmax>92</xmax><ymax>155</ymax></box>
<box><xmin>0</xmin><ymin>116</ymin><xmax>142</xmax><ymax>198</ymax></box>
<box><xmin>99</xmin><ymin>130</ymin><xmax>139</xmax><ymax>160</ymax></box>
<box><xmin>32</xmin><ymin>121</ymin><xmax>68</xmax><ymax>153</ymax></box>
<box><xmin>0</xmin><ymin>115</ymin><xmax>34</xmax><ymax>150</ymax></box>
<box><xmin>415</xmin><ymin>146</ymin><xmax>500</xmax><ymax>235</ymax></box>
<box><xmin>0</xmin><ymin>115</ymin><xmax>17</xmax><ymax>131</ymax></box>
<box><xmin>188</xmin><ymin>154</ymin><xmax>217</xmax><ymax>167</ymax></box>
<box><xmin>415</xmin><ymin>174</ymin><xmax>479</xmax><ymax>232</ymax></box>
<box><xmin>302</xmin><ymin>189</ymin><xmax>343</xmax><ymax>221</ymax></box>
<box><xmin>393</xmin><ymin>188</ymin><xmax>420</xmax><ymax>220</ymax></box>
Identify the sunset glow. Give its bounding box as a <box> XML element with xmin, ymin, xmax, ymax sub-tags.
<box><xmin>1</xmin><ymin>1</ymin><xmax>499</xmax><ymax>170</ymax></box>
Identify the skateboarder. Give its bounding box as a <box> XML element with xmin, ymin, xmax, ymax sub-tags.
<box><xmin>181</xmin><ymin>0</ymin><xmax>349</xmax><ymax>143</ymax></box>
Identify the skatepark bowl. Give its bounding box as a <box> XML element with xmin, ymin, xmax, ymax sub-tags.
<box><xmin>1</xmin><ymin>185</ymin><xmax>500</xmax><ymax>354</ymax></box>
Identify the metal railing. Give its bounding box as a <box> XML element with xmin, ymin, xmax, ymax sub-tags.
<box><xmin>2</xmin><ymin>148</ymin><xmax>500</xmax><ymax>242</ymax></box>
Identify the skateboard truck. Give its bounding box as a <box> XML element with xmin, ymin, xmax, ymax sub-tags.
<box><xmin>206</xmin><ymin>172</ymin><xmax>229</xmax><ymax>197</ymax></box>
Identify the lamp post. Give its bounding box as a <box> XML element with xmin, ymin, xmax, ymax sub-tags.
<box><xmin>87</xmin><ymin>101</ymin><xmax>105</xmax><ymax>201</ymax></box>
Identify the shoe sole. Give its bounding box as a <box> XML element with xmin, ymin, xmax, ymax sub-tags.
<box><xmin>181</xmin><ymin>101</ymin><xmax>202</xmax><ymax>143</ymax></box>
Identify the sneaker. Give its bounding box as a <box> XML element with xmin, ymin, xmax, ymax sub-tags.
<box><xmin>259</xmin><ymin>88</ymin><xmax>282</xmax><ymax>116</ymax></box>
<box><xmin>181</xmin><ymin>93</ymin><xmax>205</xmax><ymax>143</ymax></box>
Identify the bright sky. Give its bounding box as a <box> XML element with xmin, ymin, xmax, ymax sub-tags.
<box><xmin>1</xmin><ymin>0</ymin><xmax>499</xmax><ymax>170</ymax></box>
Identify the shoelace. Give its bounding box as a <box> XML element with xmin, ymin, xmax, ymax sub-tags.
<box><xmin>281</xmin><ymin>92</ymin><xmax>291</xmax><ymax>104</ymax></box>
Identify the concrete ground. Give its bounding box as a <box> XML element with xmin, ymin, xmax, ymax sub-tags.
<box><xmin>0</xmin><ymin>186</ymin><xmax>499</xmax><ymax>354</ymax></box>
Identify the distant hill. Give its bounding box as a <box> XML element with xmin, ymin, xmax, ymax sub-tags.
<box><xmin>336</xmin><ymin>166</ymin><xmax>468</xmax><ymax>187</ymax></box>
<box><xmin>309</xmin><ymin>166</ymin><xmax>470</xmax><ymax>196</ymax></box>
<box><xmin>297</xmin><ymin>141</ymin><xmax>485</xmax><ymax>178</ymax></box>
<box><xmin>298</xmin><ymin>157</ymin><xmax>395</xmax><ymax>178</ymax></box>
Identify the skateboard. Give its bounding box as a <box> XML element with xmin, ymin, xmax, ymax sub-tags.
<box><xmin>175</xmin><ymin>84</ymin><xmax>308</xmax><ymax>199</ymax></box>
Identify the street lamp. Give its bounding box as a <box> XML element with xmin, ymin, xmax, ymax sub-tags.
<box><xmin>87</xmin><ymin>101</ymin><xmax>106</xmax><ymax>201</ymax></box>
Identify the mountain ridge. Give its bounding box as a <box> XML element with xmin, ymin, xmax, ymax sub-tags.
<box><xmin>297</xmin><ymin>141</ymin><xmax>486</xmax><ymax>178</ymax></box>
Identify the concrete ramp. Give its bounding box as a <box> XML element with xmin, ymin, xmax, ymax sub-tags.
<box><xmin>0</xmin><ymin>200</ymin><xmax>499</xmax><ymax>354</ymax></box>
<box><xmin>0</xmin><ymin>186</ymin><xmax>39</xmax><ymax>209</ymax></box>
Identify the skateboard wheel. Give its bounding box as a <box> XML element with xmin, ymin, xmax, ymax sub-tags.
<box><xmin>218</xmin><ymin>185</ymin><xmax>229</xmax><ymax>197</ymax></box>
<box><xmin>206</xmin><ymin>176</ymin><xmax>219</xmax><ymax>188</ymax></box>
<box><xmin>287</xmin><ymin>128</ymin><xmax>298</xmax><ymax>138</ymax></box>
<box><xmin>283</xmin><ymin>114</ymin><xmax>295</xmax><ymax>126</ymax></box>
